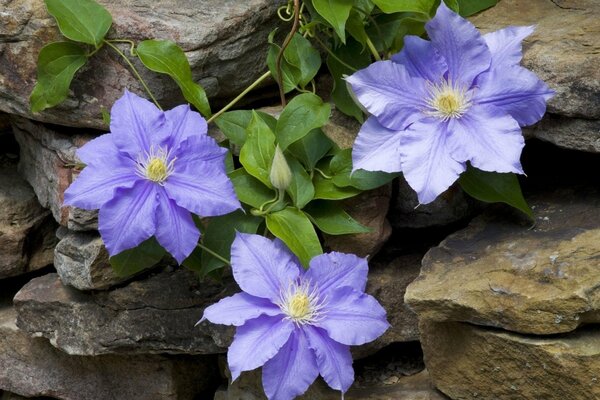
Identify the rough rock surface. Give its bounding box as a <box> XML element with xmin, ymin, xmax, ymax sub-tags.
<box><xmin>0</xmin><ymin>0</ymin><xmax>284</xmax><ymax>129</ymax></box>
<box><xmin>14</xmin><ymin>268</ymin><xmax>235</xmax><ymax>356</ymax></box>
<box><xmin>472</xmin><ymin>0</ymin><xmax>600</xmax><ymax>119</ymax></box>
<box><xmin>524</xmin><ymin>115</ymin><xmax>600</xmax><ymax>153</ymax></box>
<box><xmin>405</xmin><ymin>187</ymin><xmax>600</xmax><ymax>335</ymax></box>
<box><xmin>0</xmin><ymin>164</ymin><xmax>56</xmax><ymax>279</ymax></box>
<box><xmin>421</xmin><ymin>321</ymin><xmax>600</xmax><ymax>400</ymax></box>
<box><xmin>54</xmin><ymin>227</ymin><xmax>133</xmax><ymax>290</ymax></box>
<box><xmin>324</xmin><ymin>184</ymin><xmax>392</xmax><ymax>258</ymax></box>
<box><xmin>0</xmin><ymin>302</ymin><xmax>217</xmax><ymax>400</ymax></box>
<box><xmin>11</xmin><ymin>116</ymin><xmax>98</xmax><ymax>230</ymax></box>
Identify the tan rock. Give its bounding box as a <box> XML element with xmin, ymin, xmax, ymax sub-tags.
<box><xmin>405</xmin><ymin>187</ymin><xmax>600</xmax><ymax>335</ymax></box>
<box><xmin>524</xmin><ymin>115</ymin><xmax>600</xmax><ymax>153</ymax></box>
<box><xmin>421</xmin><ymin>320</ymin><xmax>600</xmax><ymax>400</ymax></box>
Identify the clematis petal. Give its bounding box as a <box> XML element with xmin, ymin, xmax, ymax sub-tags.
<box><xmin>163</xmin><ymin>104</ymin><xmax>209</xmax><ymax>151</ymax></box>
<box><xmin>391</xmin><ymin>35</ymin><xmax>448</xmax><ymax>82</ymax></box>
<box><xmin>399</xmin><ymin>119</ymin><xmax>467</xmax><ymax>205</ymax></box>
<box><xmin>228</xmin><ymin>315</ymin><xmax>294</xmax><ymax>381</ymax></box>
<box><xmin>164</xmin><ymin>162</ymin><xmax>240</xmax><ymax>217</ymax></box>
<box><xmin>304</xmin><ymin>325</ymin><xmax>354</xmax><ymax>393</ymax></box>
<box><xmin>110</xmin><ymin>90</ymin><xmax>168</xmax><ymax>157</ymax></box>
<box><xmin>153</xmin><ymin>189</ymin><xmax>200</xmax><ymax>264</ymax></box>
<box><xmin>201</xmin><ymin>292</ymin><xmax>282</xmax><ymax>327</ymax></box>
<box><xmin>449</xmin><ymin>105</ymin><xmax>525</xmax><ymax>174</ymax></box>
<box><xmin>262</xmin><ymin>328</ymin><xmax>319</xmax><ymax>400</ymax></box>
<box><xmin>230</xmin><ymin>233</ymin><xmax>300</xmax><ymax>301</ymax></box>
<box><xmin>346</xmin><ymin>60</ymin><xmax>428</xmax><ymax>131</ymax></box>
<box><xmin>474</xmin><ymin>65</ymin><xmax>554</xmax><ymax>126</ymax></box>
<box><xmin>484</xmin><ymin>25</ymin><xmax>535</xmax><ymax>69</ymax></box>
<box><xmin>426</xmin><ymin>2</ymin><xmax>491</xmax><ymax>86</ymax></box>
<box><xmin>98</xmin><ymin>180</ymin><xmax>158</xmax><ymax>257</ymax></box>
<box><xmin>173</xmin><ymin>134</ymin><xmax>228</xmax><ymax>167</ymax></box>
<box><xmin>76</xmin><ymin>134</ymin><xmax>123</xmax><ymax>166</ymax></box>
<box><xmin>351</xmin><ymin>116</ymin><xmax>403</xmax><ymax>173</ymax></box>
<box><xmin>305</xmin><ymin>252</ymin><xmax>368</xmax><ymax>295</ymax></box>
<box><xmin>315</xmin><ymin>286</ymin><xmax>389</xmax><ymax>346</ymax></box>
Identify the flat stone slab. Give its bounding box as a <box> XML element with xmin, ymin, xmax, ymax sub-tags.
<box><xmin>14</xmin><ymin>269</ymin><xmax>235</xmax><ymax>356</ymax></box>
<box><xmin>0</xmin><ymin>0</ymin><xmax>284</xmax><ymax>129</ymax></box>
<box><xmin>421</xmin><ymin>321</ymin><xmax>600</xmax><ymax>400</ymax></box>
<box><xmin>405</xmin><ymin>187</ymin><xmax>600</xmax><ymax>335</ymax></box>
<box><xmin>0</xmin><ymin>303</ymin><xmax>217</xmax><ymax>400</ymax></box>
<box><xmin>524</xmin><ymin>115</ymin><xmax>600</xmax><ymax>154</ymax></box>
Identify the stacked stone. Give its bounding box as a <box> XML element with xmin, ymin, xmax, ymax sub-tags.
<box><xmin>405</xmin><ymin>1</ymin><xmax>600</xmax><ymax>399</ymax></box>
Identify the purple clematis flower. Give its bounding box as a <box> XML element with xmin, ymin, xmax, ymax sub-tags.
<box><xmin>63</xmin><ymin>90</ymin><xmax>240</xmax><ymax>263</ymax></box>
<box><xmin>346</xmin><ymin>2</ymin><xmax>554</xmax><ymax>204</ymax></box>
<box><xmin>201</xmin><ymin>233</ymin><xmax>389</xmax><ymax>400</ymax></box>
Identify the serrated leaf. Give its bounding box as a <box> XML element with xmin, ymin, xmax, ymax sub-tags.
<box><xmin>239</xmin><ymin>111</ymin><xmax>276</xmax><ymax>188</ymax></box>
<box><xmin>30</xmin><ymin>42</ymin><xmax>87</xmax><ymax>113</ymax></box>
<box><xmin>371</xmin><ymin>0</ymin><xmax>435</xmax><ymax>15</ymax></box>
<box><xmin>229</xmin><ymin>168</ymin><xmax>275</xmax><ymax>209</ymax></box>
<box><xmin>457</xmin><ymin>0</ymin><xmax>497</xmax><ymax>16</ymax></box>
<box><xmin>109</xmin><ymin>237</ymin><xmax>165</xmax><ymax>277</ymax></box>
<box><xmin>312</xmin><ymin>0</ymin><xmax>354</xmax><ymax>42</ymax></box>
<box><xmin>458</xmin><ymin>165</ymin><xmax>533</xmax><ymax>219</ymax></box>
<box><xmin>265</xmin><ymin>207</ymin><xmax>322</xmax><ymax>267</ymax></box>
<box><xmin>136</xmin><ymin>39</ymin><xmax>211</xmax><ymax>117</ymax></box>
<box><xmin>45</xmin><ymin>0</ymin><xmax>112</xmax><ymax>46</ymax></box>
<box><xmin>287</xmin><ymin>128</ymin><xmax>333</xmax><ymax>170</ymax></box>
<box><xmin>286</xmin><ymin>157</ymin><xmax>315</xmax><ymax>209</ymax></box>
<box><xmin>304</xmin><ymin>201</ymin><xmax>370</xmax><ymax>235</ymax></box>
<box><xmin>276</xmin><ymin>93</ymin><xmax>331</xmax><ymax>150</ymax></box>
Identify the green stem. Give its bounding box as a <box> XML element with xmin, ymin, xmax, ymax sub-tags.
<box><xmin>103</xmin><ymin>40</ymin><xmax>162</xmax><ymax>110</ymax></box>
<box><xmin>365</xmin><ymin>37</ymin><xmax>382</xmax><ymax>61</ymax></box>
<box><xmin>314</xmin><ymin>168</ymin><xmax>332</xmax><ymax>179</ymax></box>
<box><xmin>196</xmin><ymin>243</ymin><xmax>231</xmax><ymax>266</ymax></box>
<box><xmin>206</xmin><ymin>70</ymin><xmax>272</xmax><ymax>124</ymax></box>
<box><xmin>312</xmin><ymin>35</ymin><xmax>357</xmax><ymax>72</ymax></box>
<box><xmin>107</xmin><ymin>39</ymin><xmax>137</xmax><ymax>56</ymax></box>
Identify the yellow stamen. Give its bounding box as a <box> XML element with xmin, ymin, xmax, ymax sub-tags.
<box><xmin>135</xmin><ymin>146</ymin><xmax>176</xmax><ymax>185</ymax></box>
<box><xmin>146</xmin><ymin>158</ymin><xmax>168</xmax><ymax>182</ymax></box>
<box><xmin>288</xmin><ymin>293</ymin><xmax>311</xmax><ymax>319</ymax></box>
<box><xmin>277</xmin><ymin>280</ymin><xmax>327</xmax><ymax>325</ymax></box>
<box><xmin>425</xmin><ymin>79</ymin><xmax>472</xmax><ymax>121</ymax></box>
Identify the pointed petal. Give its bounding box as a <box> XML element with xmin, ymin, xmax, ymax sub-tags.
<box><xmin>391</xmin><ymin>35</ymin><xmax>448</xmax><ymax>82</ymax></box>
<box><xmin>484</xmin><ymin>25</ymin><xmax>535</xmax><ymax>69</ymax></box>
<box><xmin>98</xmin><ymin>180</ymin><xmax>158</xmax><ymax>257</ymax></box>
<box><xmin>305</xmin><ymin>252</ymin><xmax>368</xmax><ymax>295</ymax></box>
<box><xmin>262</xmin><ymin>329</ymin><xmax>319</xmax><ymax>400</ymax></box>
<box><xmin>351</xmin><ymin>117</ymin><xmax>403</xmax><ymax>173</ymax></box>
<box><xmin>154</xmin><ymin>189</ymin><xmax>199</xmax><ymax>264</ymax></box>
<box><xmin>449</xmin><ymin>105</ymin><xmax>525</xmax><ymax>174</ymax></box>
<box><xmin>399</xmin><ymin>119</ymin><xmax>466</xmax><ymax>204</ymax></box>
<box><xmin>315</xmin><ymin>287</ymin><xmax>389</xmax><ymax>346</ymax></box>
<box><xmin>76</xmin><ymin>134</ymin><xmax>121</xmax><ymax>166</ymax></box>
<box><xmin>201</xmin><ymin>292</ymin><xmax>282</xmax><ymax>327</ymax></box>
<box><xmin>163</xmin><ymin>104</ymin><xmax>209</xmax><ymax>150</ymax></box>
<box><xmin>230</xmin><ymin>233</ymin><xmax>300</xmax><ymax>301</ymax></box>
<box><xmin>110</xmin><ymin>90</ymin><xmax>168</xmax><ymax>157</ymax></box>
<box><xmin>475</xmin><ymin>65</ymin><xmax>554</xmax><ymax>126</ymax></box>
<box><xmin>304</xmin><ymin>325</ymin><xmax>354</xmax><ymax>393</ymax></box>
<box><xmin>346</xmin><ymin>60</ymin><xmax>428</xmax><ymax>131</ymax></box>
<box><xmin>227</xmin><ymin>315</ymin><xmax>294</xmax><ymax>381</ymax></box>
<box><xmin>426</xmin><ymin>2</ymin><xmax>491</xmax><ymax>86</ymax></box>
<box><xmin>164</xmin><ymin>162</ymin><xmax>240</xmax><ymax>217</ymax></box>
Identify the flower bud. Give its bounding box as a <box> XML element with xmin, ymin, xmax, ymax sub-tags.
<box><xmin>269</xmin><ymin>145</ymin><xmax>292</xmax><ymax>191</ymax></box>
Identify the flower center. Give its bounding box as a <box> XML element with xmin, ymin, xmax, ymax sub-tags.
<box><xmin>425</xmin><ymin>79</ymin><xmax>472</xmax><ymax>121</ymax></box>
<box><xmin>277</xmin><ymin>280</ymin><xmax>326</xmax><ymax>325</ymax></box>
<box><xmin>136</xmin><ymin>146</ymin><xmax>176</xmax><ymax>184</ymax></box>
<box><xmin>288</xmin><ymin>293</ymin><xmax>311</xmax><ymax>319</ymax></box>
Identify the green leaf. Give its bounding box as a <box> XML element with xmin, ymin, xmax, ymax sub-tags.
<box><xmin>458</xmin><ymin>166</ymin><xmax>533</xmax><ymax>219</ymax></box>
<box><xmin>45</xmin><ymin>0</ymin><xmax>112</xmax><ymax>46</ymax></box>
<box><xmin>329</xmin><ymin>148</ymin><xmax>397</xmax><ymax>190</ymax></box>
<box><xmin>286</xmin><ymin>157</ymin><xmax>315</xmax><ymax>209</ymax></box>
<box><xmin>304</xmin><ymin>201</ymin><xmax>370</xmax><ymax>235</ymax></box>
<box><xmin>136</xmin><ymin>39</ymin><xmax>211</xmax><ymax>117</ymax></box>
<box><xmin>239</xmin><ymin>111</ymin><xmax>277</xmax><ymax>188</ymax></box>
<box><xmin>283</xmin><ymin>33</ymin><xmax>322</xmax><ymax>87</ymax></box>
<box><xmin>311</xmin><ymin>0</ymin><xmax>354</xmax><ymax>42</ymax></box>
<box><xmin>457</xmin><ymin>0</ymin><xmax>497</xmax><ymax>16</ymax></box>
<box><xmin>109</xmin><ymin>237</ymin><xmax>165</xmax><ymax>277</ymax></box>
<box><xmin>287</xmin><ymin>128</ymin><xmax>333</xmax><ymax>170</ymax></box>
<box><xmin>265</xmin><ymin>207</ymin><xmax>322</xmax><ymax>267</ymax></box>
<box><xmin>214</xmin><ymin>110</ymin><xmax>277</xmax><ymax>148</ymax></box>
<box><xmin>276</xmin><ymin>93</ymin><xmax>331</xmax><ymax>150</ymax></box>
<box><xmin>101</xmin><ymin>107</ymin><xmax>111</xmax><ymax>125</ymax></box>
<box><xmin>313</xmin><ymin>173</ymin><xmax>361</xmax><ymax>200</ymax></box>
<box><xmin>371</xmin><ymin>0</ymin><xmax>435</xmax><ymax>15</ymax></box>
<box><xmin>444</xmin><ymin>0</ymin><xmax>460</xmax><ymax>13</ymax></box>
<box><xmin>229</xmin><ymin>168</ymin><xmax>275</xmax><ymax>209</ymax></box>
<box><xmin>30</xmin><ymin>42</ymin><xmax>87</xmax><ymax>113</ymax></box>
<box><xmin>267</xmin><ymin>30</ymin><xmax>302</xmax><ymax>94</ymax></box>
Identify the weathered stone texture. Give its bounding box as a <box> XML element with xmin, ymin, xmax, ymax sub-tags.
<box><xmin>405</xmin><ymin>187</ymin><xmax>600</xmax><ymax>335</ymax></box>
<box><xmin>0</xmin><ymin>0</ymin><xmax>284</xmax><ymax>129</ymax></box>
<box><xmin>524</xmin><ymin>115</ymin><xmax>600</xmax><ymax>153</ymax></box>
<box><xmin>14</xmin><ymin>269</ymin><xmax>235</xmax><ymax>356</ymax></box>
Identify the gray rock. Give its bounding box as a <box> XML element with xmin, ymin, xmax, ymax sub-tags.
<box><xmin>0</xmin><ymin>163</ymin><xmax>56</xmax><ymax>279</ymax></box>
<box><xmin>0</xmin><ymin>302</ymin><xmax>218</xmax><ymax>400</ymax></box>
<box><xmin>0</xmin><ymin>0</ymin><xmax>284</xmax><ymax>129</ymax></box>
<box><xmin>14</xmin><ymin>269</ymin><xmax>235</xmax><ymax>355</ymax></box>
<box><xmin>11</xmin><ymin>116</ymin><xmax>98</xmax><ymax>231</ymax></box>
<box><xmin>54</xmin><ymin>228</ymin><xmax>134</xmax><ymax>290</ymax></box>
<box><xmin>524</xmin><ymin>114</ymin><xmax>600</xmax><ymax>153</ymax></box>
